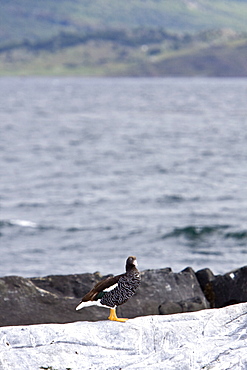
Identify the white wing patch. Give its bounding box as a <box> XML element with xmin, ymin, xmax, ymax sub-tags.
<box><xmin>75</xmin><ymin>301</ymin><xmax>93</xmax><ymax>310</ymax></box>
<box><xmin>75</xmin><ymin>282</ymin><xmax>119</xmax><ymax>310</ymax></box>
<box><xmin>76</xmin><ymin>300</ymin><xmax>109</xmax><ymax>310</ymax></box>
<box><xmin>103</xmin><ymin>283</ymin><xmax>118</xmax><ymax>292</ymax></box>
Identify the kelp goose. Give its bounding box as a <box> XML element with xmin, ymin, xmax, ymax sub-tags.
<box><xmin>76</xmin><ymin>256</ymin><xmax>141</xmax><ymax>322</ymax></box>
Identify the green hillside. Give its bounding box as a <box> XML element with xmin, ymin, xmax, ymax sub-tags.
<box><xmin>1</xmin><ymin>0</ymin><xmax>247</xmax><ymax>45</ymax></box>
<box><xmin>1</xmin><ymin>28</ymin><xmax>247</xmax><ymax>77</ymax></box>
<box><xmin>1</xmin><ymin>0</ymin><xmax>247</xmax><ymax>77</ymax></box>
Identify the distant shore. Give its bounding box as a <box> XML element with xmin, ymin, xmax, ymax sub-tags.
<box><xmin>1</xmin><ymin>29</ymin><xmax>247</xmax><ymax>77</ymax></box>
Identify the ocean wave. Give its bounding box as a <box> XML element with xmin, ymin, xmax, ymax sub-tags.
<box><xmin>66</xmin><ymin>225</ymin><xmax>112</xmax><ymax>232</ymax></box>
<box><xmin>225</xmin><ymin>230</ymin><xmax>247</xmax><ymax>240</ymax></box>
<box><xmin>157</xmin><ymin>195</ymin><xmax>184</xmax><ymax>204</ymax></box>
<box><xmin>0</xmin><ymin>219</ymin><xmax>38</xmax><ymax>228</ymax></box>
<box><xmin>156</xmin><ymin>194</ymin><xmax>201</xmax><ymax>205</ymax></box>
<box><xmin>0</xmin><ymin>219</ymin><xmax>55</xmax><ymax>231</ymax></box>
<box><xmin>161</xmin><ymin>225</ymin><xmax>230</xmax><ymax>240</ymax></box>
<box><xmin>17</xmin><ymin>201</ymin><xmax>46</xmax><ymax>208</ymax></box>
<box><xmin>0</xmin><ymin>219</ymin><xmax>114</xmax><ymax>234</ymax></box>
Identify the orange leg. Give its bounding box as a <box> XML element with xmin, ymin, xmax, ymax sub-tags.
<box><xmin>108</xmin><ymin>308</ymin><xmax>128</xmax><ymax>322</ymax></box>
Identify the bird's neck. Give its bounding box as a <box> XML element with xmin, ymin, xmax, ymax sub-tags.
<box><xmin>126</xmin><ymin>266</ymin><xmax>138</xmax><ymax>273</ymax></box>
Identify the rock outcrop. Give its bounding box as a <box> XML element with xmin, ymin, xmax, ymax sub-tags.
<box><xmin>0</xmin><ymin>267</ymin><xmax>209</xmax><ymax>326</ymax></box>
<box><xmin>196</xmin><ymin>265</ymin><xmax>247</xmax><ymax>308</ymax></box>
<box><xmin>0</xmin><ymin>265</ymin><xmax>246</xmax><ymax>327</ymax></box>
<box><xmin>0</xmin><ymin>302</ymin><xmax>246</xmax><ymax>370</ymax></box>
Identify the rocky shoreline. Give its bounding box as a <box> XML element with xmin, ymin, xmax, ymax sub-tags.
<box><xmin>0</xmin><ymin>265</ymin><xmax>246</xmax><ymax>327</ymax></box>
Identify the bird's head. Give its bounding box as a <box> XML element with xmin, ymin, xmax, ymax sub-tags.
<box><xmin>126</xmin><ymin>256</ymin><xmax>138</xmax><ymax>271</ymax></box>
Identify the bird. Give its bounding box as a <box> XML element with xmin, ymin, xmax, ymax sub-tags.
<box><xmin>75</xmin><ymin>256</ymin><xmax>141</xmax><ymax>322</ymax></box>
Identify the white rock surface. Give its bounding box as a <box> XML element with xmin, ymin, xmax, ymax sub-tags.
<box><xmin>0</xmin><ymin>303</ymin><xmax>246</xmax><ymax>370</ymax></box>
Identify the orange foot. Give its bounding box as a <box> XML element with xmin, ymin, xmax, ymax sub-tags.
<box><xmin>108</xmin><ymin>308</ymin><xmax>128</xmax><ymax>322</ymax></box>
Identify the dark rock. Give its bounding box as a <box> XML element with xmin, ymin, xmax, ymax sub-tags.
<box><xmin>31</xmin><ymin>272</ymin><xmax>102</xmax><ymax>299</ymax></box>
<box><xmin>195</xmin><ymin>268</ymin><xmax>215</xmax><ymax>291</ymax></box>
<box><xmin>0</xmin><ymin>267</ymin><xmax>209</xmax><ymax>326</ymax></box>
<box><xmin>0</xmin><ymin>273</ymin><xmax>104</xmax><ymax>326</ymax></box>
<box><xmin>196</xmin><ymin>266</ymin><xmax>247</xmax><ymax>308</ymax></box>
<box><xmin>117</xmin><ymin>266</ymin><xmax>209</xmax><ymax>318</ymax></box>
<box><xmin>1</xmin><ymin>266</ymin><xmax>246</xmax><ymax>327</ymax></box>
<box><xmin>147</xmin><ymin>266</ymin><xmax>210</xmax><ymax>316</ymax></box>
<box><xmin>159</xmin><ymin>296</ymin><xmax>207</xmax><ymax>315</ymax></box>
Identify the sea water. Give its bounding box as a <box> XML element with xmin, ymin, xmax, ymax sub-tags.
<box><xmin>0</xmin><ymin>77</ymin><xmax>246</xmax><ymax>277</ymax></box>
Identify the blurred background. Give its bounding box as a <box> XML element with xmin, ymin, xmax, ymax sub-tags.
<box><xmin>0</xmin><ymin>1</ymin><xmax>247</xmax><ymax>277</ymax></box>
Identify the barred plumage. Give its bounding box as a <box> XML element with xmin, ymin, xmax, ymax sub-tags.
<box><xmin>75</xmin><ymin>256</ymin><xmax>141</xmax><ymax>322</ymax></box>
<box><xmin>100</xmin><ymin>270</ymin><xmax>140</xmax><ymax>308</ymax></box>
